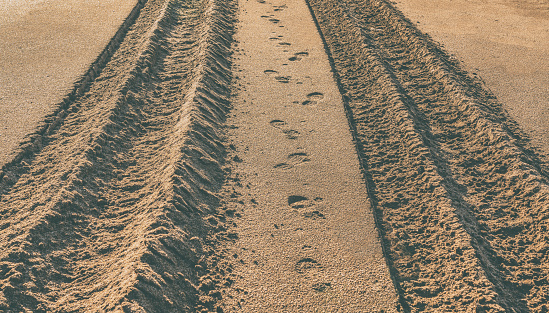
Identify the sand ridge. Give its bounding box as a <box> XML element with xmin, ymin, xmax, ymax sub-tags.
<box><xmin>392</xmin><ymin>0</ymin><xmax>549</xmax><ymax>158</ymax></box>
<box><xmin>0</xmin><ymin>0</ymin><xmax>146</xmax><ymax>195</ymax></box>
<box><xmin>0</xmin><ymin>0</ymin><xmax>138</xmax><ymax>168</ymax></box>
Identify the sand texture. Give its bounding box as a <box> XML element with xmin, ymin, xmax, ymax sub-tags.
<box><xmin>392</xmin><ymin>0</ymin><xmax>549</xmax><ymax>158</ymax></box>
<box><xmin>1</xmin><ymin>0</ymin><xmax>549</xmax><ymax>311</ymax></box>
<box><xmin>0</xmin><ymin>0</ymin><xmax>235</xmax><ymax>311</ymax></box>
<box><xmin>0</xmin><ymin>0</ymin><xmax>138</xmax><ymax>168</ymax></box>
<box><xmin>307</xmin><ymin>0</ymin><xmax>549</xmax><ymax>310</ymax></box>
<box><xmin>216</xmin><ymin>0</ymin><xmax>398</xmax><ymax>310</ymax></box>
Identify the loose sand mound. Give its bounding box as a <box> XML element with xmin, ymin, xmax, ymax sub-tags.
<box><xmin>2</xmin><ymin>0</ymin><xmax>549</xmax><ymax>311</ymax></box>
<box><xmin>0</xmin><ymin>0</ymin><xmax>138</xmax><ymax>168</ymax></box>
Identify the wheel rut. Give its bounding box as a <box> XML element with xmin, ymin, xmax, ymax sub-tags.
<box><xmin>0</xmin><ymin>0</ymin><xmax>149</xmax><ymax>197</ymax></box>
<box><xmin>0</xmin><ymin>0</ymin><xmax>236</xmax><ymax>311</ymax></box>
<box><xmin>307</xmin><ymin>0</ymin><xmax>549</xmax><ymax>311</ymax></box>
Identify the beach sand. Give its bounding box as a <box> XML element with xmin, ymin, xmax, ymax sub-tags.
<box><xmin>1</xmin><ymin>0</ymin><xmax>549</xmax><ymax>311</ymax></box>
<box><xmin>393</xmin><ymin>0</ymin><xmax>549</xmax><ymax>155</ymax></box>
<box><xmin>0</xmin><ymin>0</ymin><xmax>137</xmax><ymax>167</ymax></box>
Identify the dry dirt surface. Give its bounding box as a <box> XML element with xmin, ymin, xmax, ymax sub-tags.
<box><xmin>2</xmin><ymin>0</ymin><xmax>549</xmax><ymax>312</ymax></box>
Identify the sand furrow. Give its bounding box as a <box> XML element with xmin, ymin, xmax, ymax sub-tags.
<box><xmin>306</xmin><ymin>1</ymin><xmax>501</xmax><ymax>310</ymax></box>
<box><xmin>307</xmin><ymin>0</ymin><xmax>549</xmax><ymax>311</ymax></box>
<box><xmin>1</xmin><ymin>0</ymin><xmax>547</xmax><ymax>311</ymax></box>
<box><xmin>0</xmin><ymin>0</ymin><xmax>235</xmax><ymax>311</ymax></box>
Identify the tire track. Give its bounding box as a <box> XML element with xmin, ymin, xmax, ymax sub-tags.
<box><xmin>0</xmin><ymin>0</ymin><xmax>149</xmax><ymax>198</ymax></box>
<box><xmin>307</xmin><ymin>0</ymin><xmax>549</xmax><ymax>311</ymax></box>
<box><xmin>0</xmin><ymin>0</ymin><xmax>235</xmax><ymax>311</ymax></box>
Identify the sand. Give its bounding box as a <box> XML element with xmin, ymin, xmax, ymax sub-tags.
<box><xmin>392</xmin><ymin>0</ymin><xmax>549</xmax><ymax>156</ymax></box>
<box><xmin>0</xmin><ymin>0</ymin><xmax>236</xmax><ymax>310</ymax></box>
<box><xmin>2</xmin><ymin>0</ymin><xmax>549</xmax><ymax>311</ymax></box>
<box><xmin>307</xmin><ymin>0</ymin><xmax>549</xmax><ymax>310</ymax></box>
<box><xmin>217</xmin><ymin>0</ymin><xmax>398</xmax><ymax>310</ymax></box>
<box><xmin>0</xmin><ymin>0</ymin><xmax>137</xmax><ymax>168</ymax></box>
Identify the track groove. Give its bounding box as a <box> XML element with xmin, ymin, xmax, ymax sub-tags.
<box><xmin>0</xmin><ymin>0</ymin><xmax>236</xmax><ymax>311</ymax></box>
<box><xmin>307</xmin><ymin>0</ymin><xmax>549</xmax><ymax>311</ymax></box>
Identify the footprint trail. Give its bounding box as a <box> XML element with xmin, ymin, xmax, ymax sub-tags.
<box><xmin>217</xmin><ymin>0</ymin><xmax>399</xmax><ymax>311</ymax></box>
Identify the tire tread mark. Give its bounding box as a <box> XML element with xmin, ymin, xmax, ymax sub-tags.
<box><xmin>307</xmin><ymin>0</ymin><xmax>549</xmax><ymax>311</ymax></box>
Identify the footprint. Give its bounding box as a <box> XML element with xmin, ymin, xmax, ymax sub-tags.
<box><xmin>287</xmin><ymin>195</ymin><xmax>325</xmax><ymax>218</ymax></box>
<box><xmin>270</xmin><ymin>119</ymin><xmax>300</xmax><ymax>139</ymax></box>
<box><xmin>275</xmin><ymin>76</ymin><xmax>291</xmax><ymax>83</ymax></box>
<box><xmin>288</xmin><ymin>195</ymin><xmax>309</xmax><ymax>207</ymax></box>
<box><xmin>278</xmin><ymin>42</ymin><xmax>291</xmax><ymax>46</ymax></box>
<box><xmin>303</xmin><ymin>210</ymin><xmax>325</xmax><ymax>219</ymax></box>
<box><xmin>274</xmin><ymin>152</ymin><xmax>309</xmax><ymax>169</ymax></box>
<box><xmin>270</xmin><ymin>119</ymin><xmax>287</xmax><ymax>128</ymax></box>
<box><xmin>261</xmin><ymin>15</ymin><xmax>281</xmax><ymax>24</ymax></box>
<box><xmin>286</xmin><ymin>152</ymin><xmax>309</xmax><ymax>164</ymax></box>
<box><xmin>289</xmin><ymin>51</ymin><xmax>309</xmax><ymax>61</ymax></box>
<box><xmin>295</xmin><ymin>258</ymin><xmax>321</xmax><ymax>274</ymax></box>
<box><xmin>312</xmin><ymin>282</ymin><xmax>332</xmax><ymax>292</ymax></box>
<box><xmin>302</xmin><ymin>92</ymin><xmax>324</xmax><ymax>106</ymax></box>
<box><xmin>284</xmin><ymin>130</ymin><xmax>299</xmax><ymax>139</ymax></box>
<box><xmin>273</xmin><ymin>5</ymin><xmax>287</xmax><ymax>11</ymax></box>
<box><xmin>264</xmin><ymin>69</ymin><xmax>278</xmax><ymax>75</ymax></box>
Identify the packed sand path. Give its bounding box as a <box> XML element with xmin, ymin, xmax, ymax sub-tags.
<box><xmin>218</xmin><ymin>0</ymin><xmax>397</xmax><ymax>310</ymax></box>
<box><xmin>2</xmin><ymin>0</ymin><xmax>549</xmax><ymax>312</ymax></box>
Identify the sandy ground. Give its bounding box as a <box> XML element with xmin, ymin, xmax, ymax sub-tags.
<box><xmin>2</xmin><ymin>0</ymin><xmax>549</xmax><ymax>311</ymax></box>
<box><xmin>0</xmin><ymin>0</ymin><xmax>137</xmax><ymax>167</ymax></box>
<box><xmin>307</xmin><ymin>0</ymin><xmax>549</xmax><ymax>310</ymax></box>
<box><xmin>392</xmin><ymin>0</ymin><xmax>549</xmax><ymax>155</ymax></box>
<box><xmin>218</xmin><ymin>0</ymin><xmax>398</xmax><ymax>310</ymax></box>
<box><xmin>0</xmin><ymin>0</ymin><xmax>237</xmax><ymax>310</ymax></box>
